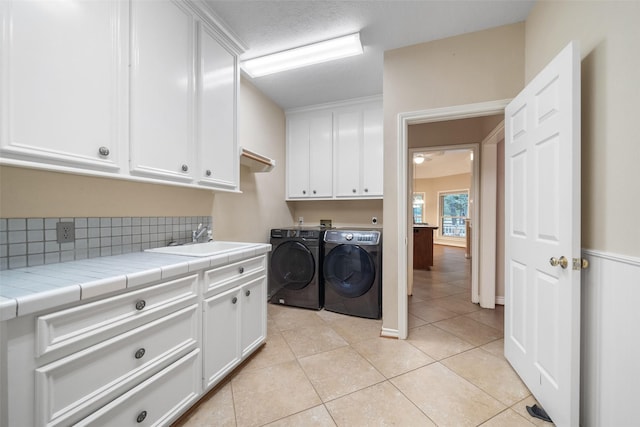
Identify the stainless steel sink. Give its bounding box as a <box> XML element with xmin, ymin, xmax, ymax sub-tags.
<box><xmin>145</xmin><ymin>241</ymin><xmax>259</xmax><ymax>257</ymax></box>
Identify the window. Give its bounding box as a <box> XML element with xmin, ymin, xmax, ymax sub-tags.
<box><xmin>439</xmin><ymin>191</ymin><xmax>468</xmax><ymax>237</ymax></box>
<box><xmin>413</xmin><ymin>192</ymin><xmax>425</xmax><ymax>224</ymax></box>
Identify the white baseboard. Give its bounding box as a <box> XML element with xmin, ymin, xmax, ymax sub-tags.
<box><xmin>495</xmin><ymin>296</ymin><xmax>505</xmax><ymax>305</ymax></box>
<box><xmin>380</xmin><ymin>327</ymin><xmax>399</xmax><ymax>339</ymax></box>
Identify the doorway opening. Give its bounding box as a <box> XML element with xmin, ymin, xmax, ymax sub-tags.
<box><xmin>395</xmin><ymin>99</ymin><xmax>510</xmax><ymax>340</ymax></box>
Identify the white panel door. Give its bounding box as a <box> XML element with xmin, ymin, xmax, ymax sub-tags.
<box><xmin>198</xmin><ymin>23</ymin><xmax>238</xmax><ymax>190</ymax></box>
<box><xmin>505</xmin><ymin>41</ymin><xmax>581</xmax><ymax>427</ymax></box>
<box><xmin>130</xmin><ymin>0</ymin><xmax>195</xmax><ymax>182</ymax></box>
<box><xmin>1</xmin><ymin>0</ymin><xmax>126</xmax><ymax>171</ymax></box>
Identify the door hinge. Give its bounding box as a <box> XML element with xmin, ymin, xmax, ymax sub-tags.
<box><xmin>572</xmin><ymin>258</ymin><xmax>589</xmax><ymax>270</ymax></box>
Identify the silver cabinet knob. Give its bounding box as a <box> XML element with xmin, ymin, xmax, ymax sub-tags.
<box><xmin>181</xmin><ymin>164</ymin><xmax>189</xmax><ymax>172</ymax></box>
<box><xmin>232</xmin><ymin>297</ymin><xmax>238</xmax><ymax>304</ymax></box>
<box><xmin>134</xmin><ymin>348</ymin><xmax>146</xmax><ymax>359</ymax></box>
<box><xmin>135</xmin><ymin>300</ymin><xmax>146</xmax><ymax>311</ymax></box>
<box><xmin>302</xmin><ymin>190</ymin><xmax>306</xmax><ymax>195</ymax></box>
<box><xmin>352</xmin><ymin>189</ymin><xmax>357</xmax><ymax>193</ymax></box>
<box><xmin>239</xmin><ymin>267</ymin><xmax>244</xmax><ymax>274</ymax></box>
<box><xmin>364</xmin><ymin>188</ymin><xmax>369</xmax><ymax>193</ymax></box>
<box><xmin>98</xmin><ymin>146</ymin><xmax>110</xmax><ymax>156</ymax></box>
<box><xmin>245</xmin><ymin>290</ymin><xmax>251</xmax><ymax>297</ymax></box>
<box><xmin>136</xmin><ymin>411</ymin><xmax>147</xmax><ymax>423</ymax></box>
<box><xmin>206</xmin><ymin>169</ymin><xmax>212</xmax><ymax>177</ymax></box>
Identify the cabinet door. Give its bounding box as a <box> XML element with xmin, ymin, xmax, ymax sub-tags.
<box><xmin>361</xmin><ymin>106</ymin><xmax>384</xmax><ymax>196</ymax></box>
<box><xmin>203</xmin><ymin>288</ymin><xmax>241</xmax><ymax>390</ymax></box>
<box><xmin>286</xmin><ymin>116</ymin><xmax>311</xmax><ymax>198</ymax></box>
<box><xmin>0</xmin><ymin>0</ymin><xmax>126</xmax><ymax>172</ymax></box>
<box><xmin>198</xmin><ymin>23</ymin><xmax>238</xmax><ymax>190</ymax></box>
<box><xmin>308</xmin><ymin>113</ymin><xmax>333</xmax><ymax>197</ymax></box>
<box><xmin>241</xmin><ymin>276</ymin><xmax>267</xmax><ymax>358</ymax></box>
<box><xmin>130</xmin><ymin>0</ymin><xmax>195</xmax><ymax>182</ymax></box>
<box><xmin>334</xmin><ymin>110</ymin><xmax>361</xmax><ymax>197</ymax></box>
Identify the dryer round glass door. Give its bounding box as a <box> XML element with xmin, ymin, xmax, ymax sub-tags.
<box><xmin>323</xmin><ymin>245</ymin><xmax>375</xmax><ymax>298</ymax></box>
<box><xmin>270</xmin><ymin>241</ymin><xmax>316</xmax><ymax>290</ymax></box>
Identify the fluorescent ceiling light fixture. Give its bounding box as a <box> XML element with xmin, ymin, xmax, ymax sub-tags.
<box><xmin>241</xmin><ymin>33</ymin><xmax>363</xmax><ymax>78</ymax></box>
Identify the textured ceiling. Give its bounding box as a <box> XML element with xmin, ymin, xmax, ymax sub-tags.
<box><xmin>204</xmin><ymin>0</ymin><xmax>535</xmax><ymax>110</ymax></box>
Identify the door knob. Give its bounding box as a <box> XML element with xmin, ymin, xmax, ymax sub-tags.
<box><xmin>549</xmin><ymin>256</ymin><xmax>568</xmax><ymax>269</ymax></box>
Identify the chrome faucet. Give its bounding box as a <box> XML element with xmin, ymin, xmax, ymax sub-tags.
<box><xmin>192</xmin><ymin>223</ymin><xmax>209</xmax><ymax>243</ymax></box>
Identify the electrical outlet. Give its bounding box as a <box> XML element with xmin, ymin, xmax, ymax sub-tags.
<box><xmin>56</xmin><ymin>222</ymin><xmax>75</xmax><ymax>243</ymax></box>
<box><xmin>298</xmin><ymin>217</ymin><xmax>304</xmax><ymax>225</ymax></box>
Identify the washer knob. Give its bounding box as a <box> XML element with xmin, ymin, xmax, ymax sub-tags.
<box><xmin>345</xmin><ymin>233</ymin><xmax>353</xmax><ymax>241</ymax></box>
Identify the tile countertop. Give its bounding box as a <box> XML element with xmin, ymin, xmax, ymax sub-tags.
<box><xmin>0</xmin><ymin>243</ymin><xmax>271</xmax><ymax>321</ymax></box>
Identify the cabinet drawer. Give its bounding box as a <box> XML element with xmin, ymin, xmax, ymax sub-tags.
<box><xmin>36</xmin><ymin>304</ymin><xmax>199</xmax><ymax>427</ymax></box>
<box><xmin>36</xmin><ymin>274</ymin><xmax>198</xmax><ymax>358</ymax></box>
<box><xmin>204</xmin><ymin>255</ymin><xmax>265</xmax><ymax>295</ymax></box>
<box><xmin>75</xmin><ymin>349</ymin><xmax>201</xmax><ymax>427</ymax></box>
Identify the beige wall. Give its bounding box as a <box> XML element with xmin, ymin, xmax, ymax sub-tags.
<box><xmin>414</xmin><ymin>173</ymin><xmax>471</xmax><ymax>245</ymax></box>
<box><xmin>213</xmin><ymin>78</ymin><xmax>293</xmax><ymax>243</ymax></box>
<box><xmin>0</xmin><ymin>78</ymin><xmax>292</xmax><ymax>244</ymax></box>
<box><xmin>291</xmin><ymin>199</ymin><xmax>383</xmax><ymax>229</ymax></box>
<box><xmin>383</xmin><ymin>22</ymin><xmax>525</xmax><ymax>332</ymax></box>
<box><xmin>525</xmin><ymin>1</ymin><xmax>640</xmax><ymax>258</ymax></box>
<box><xmin>409</xmin><ymin>115</ymin><xmax>503</xmax><ymax>149</ymax></box>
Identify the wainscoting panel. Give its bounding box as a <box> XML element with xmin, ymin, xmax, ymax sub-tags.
<box><xmin>581</xmin><ymin>249</ymin><xmax>640</xmax><ymax>426</ymax></box>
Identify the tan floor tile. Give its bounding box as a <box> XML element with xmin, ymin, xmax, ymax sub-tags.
<box><xmin>325</xmin><ymin>381</ymin><xmax>436</xmax><ymax>426</ymax></box>
<box><xmin>431</xmin><ymin>294</ymin><xmax>482</xmax><ymax>314</ymax></box>
<box><xmin>351</xmin><ymin>337</ymin><xmax>434</xmax><ymax>378</ymax></box>
<box><xmin>465</xmin><ymin>305</ymin><xmax>505</xmax><ymax>331</ymax></box>
<box><xmin>242</xmin><ymin>331</ymin><xmax>296</xmax><ymax>372</ymax></box>
<box><xmin>434</xmin><ymin>316</ymin><xmax>503</xmax><ymax>346</ymax></box>
<box><xmin>407</xmin><ymin>324</ymin><xmax>474</xmax><ymax>360</ymax></box>
<box><xmin>269</xmin><ymin>305</ymin><xmax>326</xmax><ymax>331</ymax></box>
<box><xmin>441</xmin><ymin>348</ymin><xmax>531</xmax><ymax>406</ymax></box>
<box><xmin>315</xmin><ymin>308</ymin><xmax>347</xmax><ymax>322</ymax></box>
<box><xmin>264</xmin><ymin>405</ymin><xmax>336</xmax><ymax>427</ymax></box>
<box><xmin>480</xmin><ymin>339</ymin><xmax>505</xmax><ymax>359</ymax></box>
<box><xmin>299</xmin><ymin>346</ymin><xmax>385</xmax><ymax>401</ymax></box>
<box><xmin>511</xmin><ymin>396</ymin><xmax>556</xmax><ymax>427</ymax></box>
<box><xmin>175</xmin><ymin>381</ymin><xmax>235</xmax><ymax>427</ymax></box>
<box><xmin>391</xmin><ymin>363</ymin><xmax>506</xmax><ymax>427</ymax></box>
<box><xmin>408</xmin><ymin>313</ymin><xmax>428</xmax><ymax>329</ymax></box>
<box><xmin>231</xmin><ymin>360</ymin><xmax>321</xmax><ymax>427</ymax></box>
<box><xmin>282</xmin><ymin>324</ymin><xmax>348</xmax><ymax>358</ymax></box>
<box><xmin>409</xmin><ymin>301</ymin><xmax>458</xmax><ymax>323</ymax></box>
<box><xmin>480</xmin><ymin>409</ymin><xmax>537</xmax><ymax>426</ymax></box>
<box><xmin>326</xmin><ymin>315</ymin><xmax>383</xmax><ymax>345</ymax></box>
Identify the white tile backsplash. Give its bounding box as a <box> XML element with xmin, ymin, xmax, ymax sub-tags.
<box><xmin>0</xmin><ymin>216</ymin><xmax>212</xmax><ymax>270</ymax></box>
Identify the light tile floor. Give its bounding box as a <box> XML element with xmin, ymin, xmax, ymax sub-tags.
<box><xmin>175</xmin><ymin>245</ymin><xmax>550</xmax><ymax>427</ymax></box>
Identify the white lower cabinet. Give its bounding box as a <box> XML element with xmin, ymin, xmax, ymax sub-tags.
<box><xmin>1</xmin><ymin>253</ymin><xmax>269</xmax><ymax>427</ymax></box>
<box><xmin>202</xmin><ymin>256</ymin><xmax>267</xmax><ymax>391</ymax></box>
<box><xmin>75</xmin><ymin>349</ymin><xmax>201</xmax><ymax>427</ymax></box>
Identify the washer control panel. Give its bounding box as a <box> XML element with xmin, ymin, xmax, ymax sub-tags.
<box><xmin>324</xmin><ymin>230</ymin><xmax>381</xmax><ymax>245</ymax></box>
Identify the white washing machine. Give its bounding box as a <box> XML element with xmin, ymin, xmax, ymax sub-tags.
<box><xmin>322</xmin><ymin>229</ymin><xmax>382</xmax><ymax>319</ymax></box>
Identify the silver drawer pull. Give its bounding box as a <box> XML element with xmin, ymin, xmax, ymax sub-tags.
<box><xmin>98</xmin><ymin>146</ymin><xmax>110</xmax><ymax>156</ymax></box>
<box><xmin>232</xmin><ymin>297</ymin><xmax>238</xmax><ymax>304</ymax></box>
<box><xmin>245</xmin><ymin>290</ymin><xmax>251</xmax><ymax>297</ymax></box>
<box><xmin>206</xmin><ymin>169</ymin><xmax>212</xmax><ymax>176</ymax></box>
<box><xmin>181</xmin><ymin>164</ymin><xmax>189</xmax><ymax>172</ymax></box>
<box><xmin>134</xmin><ymin>348</ymin><xmax>146</xmax><ymax>359</ymax></box>
<box><xmin>135</xmin><ymin>300</ymin><xmax>146</xmax><ymax>311</ymax></box>
<box><xmin>136</xmin><ymin>410</ymin><xmax>147</xmax><ymax>423</ymax></box>
<box><xmin>239</xmin><ymin>267</ymin><xmax>244</xmax><ymax>274</ymax></box>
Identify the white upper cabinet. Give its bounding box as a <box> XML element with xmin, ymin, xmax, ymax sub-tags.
<box><xmin>286</xmin><ymin>97</ymin><xmax>382</xmax><ymax>200</ymax></box>
<box><xmin>286</xmin><ymin>112</ymin><xmax>333</xmax><ymax>199</ymax></box>
<box><xmin>0</xmin><ymin>0</ymin><xmax>242</xmax><ymax>191</ymax></box>
<box><xmin>197</xmin><ymin>23</ymin><xmax>238</xmax><ymax>190</ymax></box>
<box><xmin>0</xmin><ymin>0</ymin><xmax>128</xmax><ymax>172</ymax></box>
<box><xmin>130</xmin><ymin>0</ymin><xmax>195</xmax><ymax>183</ymax></box>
